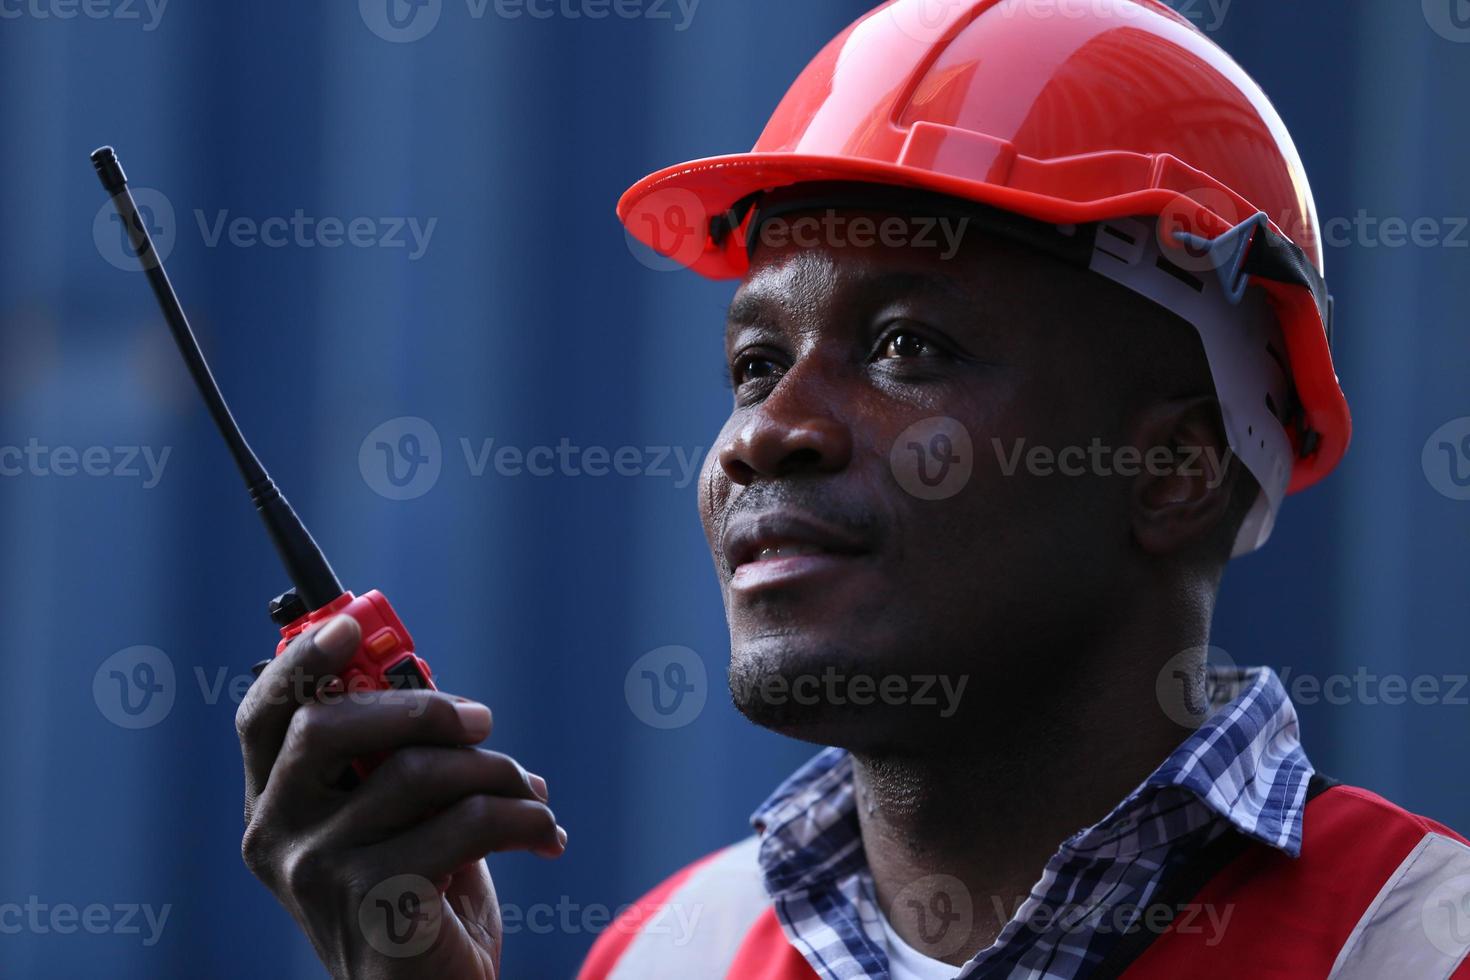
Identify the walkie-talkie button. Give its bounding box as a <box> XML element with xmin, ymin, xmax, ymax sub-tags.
<box><xmin>365</xmin><ymin>628</ymin><xmax>400</xmax><ymax>659</ymax></box>
<box><xmin>269</xmin><ymin>589</ymin><xmax>308</xmax><ymax>627</ymax></box>
<box><xmin>384</xmin><ymin>657</ymin><xmax>430</xmax><ymax>690</ymax></box>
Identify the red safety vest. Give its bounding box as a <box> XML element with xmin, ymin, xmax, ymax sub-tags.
<box><xmin>579</xmin><ymin>780</ymin><xmax>1470</xmax><ymax>979</ymax></box>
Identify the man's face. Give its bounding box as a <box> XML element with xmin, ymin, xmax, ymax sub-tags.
<box><xmin>698</xmin><ymin>207</ymin><xmax>1153</xmax><ymax>750</ymax></box>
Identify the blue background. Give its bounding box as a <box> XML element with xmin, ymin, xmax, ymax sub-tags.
<box><xmin>1</xmin><ymin>1</ymin><xmax>1467</xmax><ymax>976</ymax></box>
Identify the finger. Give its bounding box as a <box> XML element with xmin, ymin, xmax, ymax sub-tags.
<box><xmin>365</xmin><ymin>795</ymin><xmax>566</xmax><ymax>881</ymax></box>
<box><xmin>237</xmin><ymin>615</ymin><xmax>362</xmax><ymax>803</ymax></box>
<box><xmin>331</xmin><ymin>747</ymin><xmax>547</xmax><ymax>843</ymax></box>
<box><xmin>268</xmin><ymin>691</ymin><xmax>493</xmax><ymax>802</ymax></box>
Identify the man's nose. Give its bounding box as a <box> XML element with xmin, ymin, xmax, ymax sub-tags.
<box><xmin>716</xmin><ymin>371</ymin><xmax>853</xmax><ymax>485</ymax></box>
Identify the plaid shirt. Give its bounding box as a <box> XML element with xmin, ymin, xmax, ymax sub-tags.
<box><xmin>749</xmin><ymin>666</ymin><xmax>1313</xmax><ymax>979</ymax></box>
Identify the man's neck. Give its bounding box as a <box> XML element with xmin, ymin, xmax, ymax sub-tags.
<box><xmin>851</xmin><ymin>618</ymin><xmax>1210</xmax><ymax>965</ymax></box>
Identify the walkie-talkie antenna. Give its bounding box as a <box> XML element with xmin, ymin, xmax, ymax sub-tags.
<box><xmin>91</xmin><ymin>145</ymin><xmax>344</xmax><ymax>610</ymax></box>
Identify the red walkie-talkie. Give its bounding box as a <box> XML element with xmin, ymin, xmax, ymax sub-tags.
<box><xmin>91</xmin><ymin>146</ymin><xmax>436</xmax><ymax>770</ymax></box>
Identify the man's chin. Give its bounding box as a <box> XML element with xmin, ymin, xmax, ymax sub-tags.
<box><xmin>726</xmin><ymin>640</ymin><xmax>974</xmax><ymax>750</ymax></box>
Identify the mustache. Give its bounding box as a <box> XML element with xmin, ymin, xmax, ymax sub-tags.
<box><xmin>716</xmin><ymin>481</ymin><xmax>884</xmax><ymax>567</ymax></box>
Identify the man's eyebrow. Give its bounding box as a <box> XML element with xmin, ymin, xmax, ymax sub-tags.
<box><xmin>726</xmin><ymin>269</ymin><xmax>971</xmax><ymax>328</ymax></box>
<box><xmin>726</xmin><ymin>291</ymin><xmax>771</xmax><ymax>328</ymax></box>
<box><xmin>859</xmin><ymin>270</ymin><xmax>971</xmax><ymax>305</ymax></box>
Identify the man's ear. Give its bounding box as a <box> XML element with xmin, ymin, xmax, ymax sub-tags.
<box><xmin>1128</xmin><ymin>396</ymin><xmax>1239</xmax><ymax>556</ymax></box>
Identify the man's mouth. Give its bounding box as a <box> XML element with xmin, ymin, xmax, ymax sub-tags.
<box><xmin>722</xmin><ymin>511</ymin><xmax>874</xmax><ymax>593</ymax></box>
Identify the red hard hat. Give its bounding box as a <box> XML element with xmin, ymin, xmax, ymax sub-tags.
<box><xmin>618</xmin><ymin>0</ymin><xmax>1349</xmax><ymax>497</ymax></box>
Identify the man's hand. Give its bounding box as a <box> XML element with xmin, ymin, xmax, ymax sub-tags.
<box><xmin>235</xmin><ymin>615</ymin><xmax>565</xmax><ymax>979</ymax></box>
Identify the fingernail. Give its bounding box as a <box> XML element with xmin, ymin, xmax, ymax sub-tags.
<box><xmin>556</xmin><ymin>826</ymin><xmax>568</xmax><ymax>850</ymax></box>
<box><xmin>527</xmin><ymin>772</ymin><xmax>549</xmax><ymax>802</ymax></box>
<box><xmin>313</xmin><ymin>616</ymin><xmax>359</xmax><ymax>656</ymax></box>
<box><xmin>454</xmin><ymin>702</ymin><xmax>492</xmax><ymax>741</ymax></box>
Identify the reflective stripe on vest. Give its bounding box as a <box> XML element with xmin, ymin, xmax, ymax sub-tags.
<box><xmin>581</xmin><ymin>785</ymin><xmax>1470</xmax><ymax>979</ymax></box>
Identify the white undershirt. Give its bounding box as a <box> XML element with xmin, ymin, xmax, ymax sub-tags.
<box><xmin>879</xmin><ymin>910</ymin><xmax>962</xmax><ymax>980</ymax></box>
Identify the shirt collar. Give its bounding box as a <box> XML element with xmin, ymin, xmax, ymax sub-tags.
<box><xmin>750</xmin><ymin>665</ymin><xmax>1314</xmax><ymax>899</ymax></box>
<box><xmin>1137</xmin><ymin>664</ymin><xmax>1313</xmax><ymax>854</ymax></box>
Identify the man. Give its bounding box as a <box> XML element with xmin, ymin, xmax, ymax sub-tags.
<box><xmin>235</xmin><ymin>1</ymin><xmax>1470</xmax><ymax>977</ymax></box>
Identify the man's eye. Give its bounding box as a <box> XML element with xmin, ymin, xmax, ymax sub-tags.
<box><xmin>733</xmin><ymin>354</ymin><xmax>783</xmax><ymax>387</ymax></box>
<box><xmin>880</xmin><ymin>329</ymin><xmax>931</xmax><ymax>359</ymax></box>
